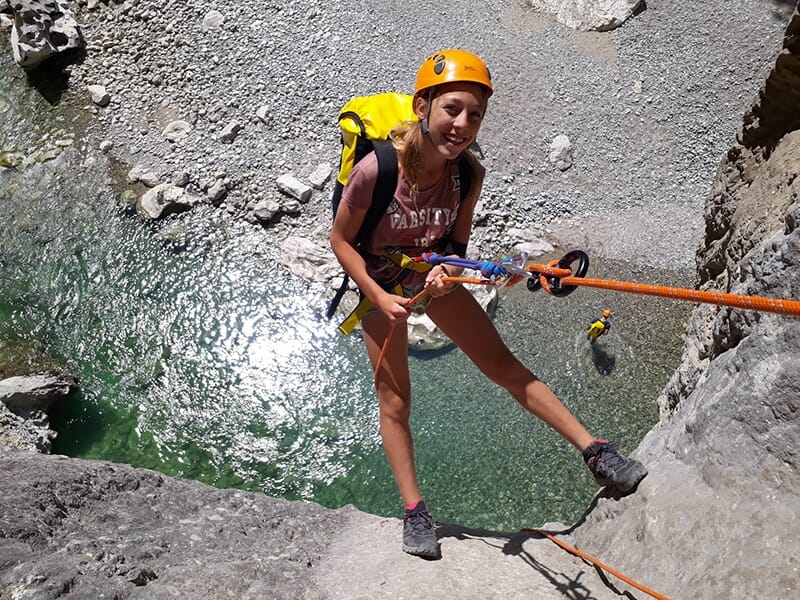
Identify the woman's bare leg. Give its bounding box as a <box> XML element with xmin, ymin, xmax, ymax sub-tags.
<box><xmin>426</xmin><ymin>286</ymin><xmax>595</xmax><ymax>452</ymax></box>
<box><xmin>361</xmin><ymin>309</ymin><xmax>421</xmax><ymax>507</ymax></box>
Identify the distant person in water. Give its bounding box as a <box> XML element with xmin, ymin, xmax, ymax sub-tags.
<box><xmin>587</xmin><ymin>309</ymin><xmax>613</xmax><ymax>345</ymax></box>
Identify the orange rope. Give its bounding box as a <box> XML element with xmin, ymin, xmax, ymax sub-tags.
<box><xmin>514</xmin><ymin>262</ymin><xmax>800</xmax><ymax>317</ymax></box>
<box><xmin>522</xmin><ymin>528</ymin><xmax>670</xmax><ymax>600</ymax></box>
<box><xmin>374</xmin><ymin>266</ymin><xmax>800</xmax><ymax>385</ymax></box>
<box><xmin>375</xmin><ymin>257</ymin><xmax>800</xmax><ymax>383</ymax></box>
<box><xmin>373</xmin><ymin>289</ymin><xmax>428</xmax><ymax>388</ymax></box>
<box><xmin>374</xmin><ymin>323</ymin><xmax>394</xmax><ymax>389</ymax></box>
<box><xmin>558</xmin><ymin>275</ymin><xmax>800</xmax><ymax>316</ymax></box>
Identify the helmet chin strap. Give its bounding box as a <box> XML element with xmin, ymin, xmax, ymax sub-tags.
<box><xmin>421</xmin><ymin>88</ymin><xmax>433</xmax><ymax>138</ymax></box>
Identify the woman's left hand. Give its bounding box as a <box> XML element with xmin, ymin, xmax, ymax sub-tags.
<box><xmin>424</xmin><ymin>265</ymin><xmax>457</xmax><ymax>297</ymax></box>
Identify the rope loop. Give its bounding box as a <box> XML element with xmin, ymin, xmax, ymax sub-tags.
<box><xmin>527</xmin><ymin>250</ymin><xmax>590</xmax><ymax>296</ymax></box>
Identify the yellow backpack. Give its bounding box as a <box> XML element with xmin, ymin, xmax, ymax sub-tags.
<box><xmin>327</xmin><ymin>92</ymin><xmax>471</xmax><ymax>323</ymax></box>
<box><xmin>330</xmin><ymin>92</ymin><xmax>416</xmax><ymax>224</ymax></box>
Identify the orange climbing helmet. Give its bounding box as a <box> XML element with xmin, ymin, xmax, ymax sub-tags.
<box><xmin>415</xmin><ymin>49</ymin><xmax>493</xmax><ymax>97</ymax></box>
<box><xmin>602</xmin><ymin>309</ymin><xmax>612</xmax><ymax>318</ymax></box>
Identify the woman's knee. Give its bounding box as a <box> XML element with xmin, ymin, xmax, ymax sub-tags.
<box><xmin>378</xmin><ymin>389</ymin><xmax>411</xmax><ymax>423</ymax></box>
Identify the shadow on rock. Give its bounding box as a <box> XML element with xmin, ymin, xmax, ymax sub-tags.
<box><xmin>25</xmin><ymin>48</ymin><xmax>86</xmax><ymax>105</ymax></box>
<box><xmin>436</xmin><ymin>487</ymin><xmax>647</xmax><ymax>598</ymax></box>
<box><xmin>436</xmin><ymin>520</ymin><xmax>612</xmax><ymax>599</ymax></box>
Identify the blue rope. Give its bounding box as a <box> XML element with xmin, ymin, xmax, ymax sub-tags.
<box><xmin>419</xmin><ymin>252</ymin><xmax>509</xmax><ymax>280</ymax></box>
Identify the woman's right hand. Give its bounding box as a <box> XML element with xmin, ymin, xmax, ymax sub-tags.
<box><xmin>375</xmin><ymin>291</ymin><xmax>412</xmax><ymax>324</ymax></box>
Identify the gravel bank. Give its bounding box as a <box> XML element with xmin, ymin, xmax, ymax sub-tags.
<box><xmin>60</xmin><ymin>0</ymin><xmax>792</xmax><ymax>270</ymax></box>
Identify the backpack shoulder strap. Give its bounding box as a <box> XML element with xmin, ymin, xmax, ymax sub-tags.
<box><xmin>457</xmin><ymin>155</ymin><xmax>472</xmax><ymax>201</ymax></box>
<box><xmin>328</xmin><ymin>141</ymin><xmax>397</xmax><ymax>321</ymax></box>
<box><xmin>356</xmin><ymin>140</ymin><xmax>398</xmax><ymax>243</ymax></box>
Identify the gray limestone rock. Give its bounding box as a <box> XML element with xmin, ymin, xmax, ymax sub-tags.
<box><xmin>137</xmin><ymin>183</ymin><xmax>194</xmax><ymax>219</ymax></box>
<box><xmin>527</xmin><ymin>0</ymin><xmax>642</xmax><ymax>31</ymax></box>
<box><xmin>9</xmin><ymin>0</ymin><xmax>85</xmax><ymax>69</ymax></box>
<box><xmin>0</xmin><ymin>372</ymin><xmax>78</xmax><ymax>415</ymax></box>
<box><xmin>0</xmin><ymin>403</ymin><xmax>53</xmax><ymax>452</ymax></box>
<box><xmin>574</xmin><ymin>9</ymin><xmax>800</xmax><ymax>599</ymax></box>
<box><xmin>0</xmin><ymin>448</ymin><xmax>343</xmax><ymax>599</ymax></box>
<box><xmin>0</xmin><ymin>448</ymin><xmax>628</xmax><ymax>600</ymax></box>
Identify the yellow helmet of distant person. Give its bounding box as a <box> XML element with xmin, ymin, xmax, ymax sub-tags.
<box><xmin>602</xmin><ymin>309</ymin><xmax>612</xmax><ymax>318</ymax></box>
<box><xmin>415</xmin><ymin>49</ymin><xmax>493</xmax><ymax>97</ymax></box>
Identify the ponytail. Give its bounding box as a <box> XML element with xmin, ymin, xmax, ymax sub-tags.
<box><xmin>389</xmin><ymin>120</ymin><xmax>425</xmax><ymax>198</ymax></box>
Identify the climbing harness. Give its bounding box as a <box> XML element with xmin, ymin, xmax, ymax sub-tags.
<box><xmin>337</xmin><ymin>252</ymin><xmax>434</xmax><ymax>336</ymax></box>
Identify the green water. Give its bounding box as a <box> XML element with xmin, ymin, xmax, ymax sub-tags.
<box><xmin>1</xmin><ymin>50</ymin><xmax>692</xmax><ymax>532</ymax></box>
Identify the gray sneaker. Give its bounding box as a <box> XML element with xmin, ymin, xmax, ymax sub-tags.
<box><xmin>402</xmin><ymin>500</ymin><xmax>441</xmax><ymax>558</ymax></box>
<box><xmin>583</xmin><ymin>439</ymin><xmax>648</xmax><ymax>494</ymax></box>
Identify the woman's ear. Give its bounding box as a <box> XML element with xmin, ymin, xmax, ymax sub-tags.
<box><xmin>413</xmin><ymin>93</ymin><xmax>429</xmax><ymax>121</ymax></box>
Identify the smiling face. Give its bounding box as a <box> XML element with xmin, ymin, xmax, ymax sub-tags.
<box><xmin>415</xmin><ymin>82</ymin><xmax>488</xmax><ymax>160</ymax></box>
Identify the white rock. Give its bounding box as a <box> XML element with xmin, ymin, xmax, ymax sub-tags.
<box><xmin>514</xmin><ymin>240</ymin><xmax>555</xmax><ymax>257</ymax></box>
<box><xmin>138</xmin><ymin>183</ymin><xmax>192</xmax><ymax>219</ymax></box>
<box><xmin>256</xmin><ymin>106</ymin><xmax>270</xmax><ymax>123</ymax></box>
<box><xmin>549</xmin><ymin>134</ymin><xmax>573</xmax><ymax>171</ymax></box>
<box><xmin>207</xmin><ymin>178</ymin><xmax>227</xmax><ymax>202</ymax></box>
<box><xmin>202</xmin><ymin>10</ymin><xmax>224</xmax><ymax>30</ymax></box>
<box><xmin>162</xmin><ymin>120</ymin><xmax>191</xmax><ymax>142</ymax></box>
<box><xmin>277</xmin><ymin>173</ymin><xmax>312</xmax><ymax>203</ymax></box>
<box><xmin>308</xmin><ymin>163</ymin><xmax>333</xmax><ymax>190</ymax></box>
<box><xmin>87</xmin><ymin>84</ymin><xmax>110</xmax><ymax>107</ymax></box>
<box><xmin>528</xmin><ymin>0</ymin><xmax>642</xmax><ymax>31</ymax></box>
<box><xmin>127</xmin><ymin>165</ymin><xmax>161</xmax><ymax>187</ymax></box>
<box><xmin>253</xmin><ymin>199</ymin><xmax>281</xmax><ymax>222</ymax></box>
<box><xmin>506</xmin><ymin>227</ymin><xmax>555</xmax><ymax>257</ymax></box>
<box><xmin>10</xmin><ymin>0</ymin><xmax>85</xmax><ymax>68</ymax></box>
<box><xmin>218</xmin><ymin>121</ymin><xmax>242</xmax><ymax>143</ymax></box>
<box><xmin>279</xmin><ymin>236</ymin><xmax>338</xmax><ymax>281</ymax></box>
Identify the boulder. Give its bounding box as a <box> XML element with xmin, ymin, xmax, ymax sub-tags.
<box><xmin>9</xmin><ymin>0</ymin><xmax>85</xmax><ymax>69</ymax></box>
<box><xmin>0</xmin><ymin>372</ymin><xmax>78</xmax><ymax>415</ymax></box>
<box><xmin>548</xmin><ymin>134</ymin><xmax>573</xmax><ymax>171</ymax></box>
<box><xmin>0</xmin><ymin>403</ymin><xmax>54</xmax><ymax>453</ymax></box>
<box><xmin>279</xmin><ymin>235</ymin><xmax>340</xmax><ymax>282</ymax></box>
<box><xmin>138</xmin><ymin>183</ymin><xmax>195</xmax><ymax>219</ymax></box>
<box><xmin>526</xmin><ymin>0</ymin><xmax>642</xmax><ymax>32</ymax></box>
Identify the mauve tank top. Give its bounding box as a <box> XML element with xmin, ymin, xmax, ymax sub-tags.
<box><xmin>342</xmin><ymin>151</ymin><xmax>464</xmax><ymax>287</ymax></box>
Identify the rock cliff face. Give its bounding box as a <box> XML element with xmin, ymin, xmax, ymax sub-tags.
<box><xmin>575</xmin><ymin>6</ymin><xmax>800</xmax><ymax>600</ymax></box>
<box><xmin>0</xmin><ymin>448</ymin><xmax>348</xmax><ymax>599</ymax></box>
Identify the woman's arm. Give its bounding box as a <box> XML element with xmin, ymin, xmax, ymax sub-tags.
<box><xmin>330</xmin><ymin>203</ymin><xmax>412</xmax><ymax>323</ymax></box>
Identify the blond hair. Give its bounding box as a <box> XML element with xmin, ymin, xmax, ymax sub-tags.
<box><xmin>389</xmin><ymin>120</ymin><xmax>425</xmax><ymax>198</ymax></box>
